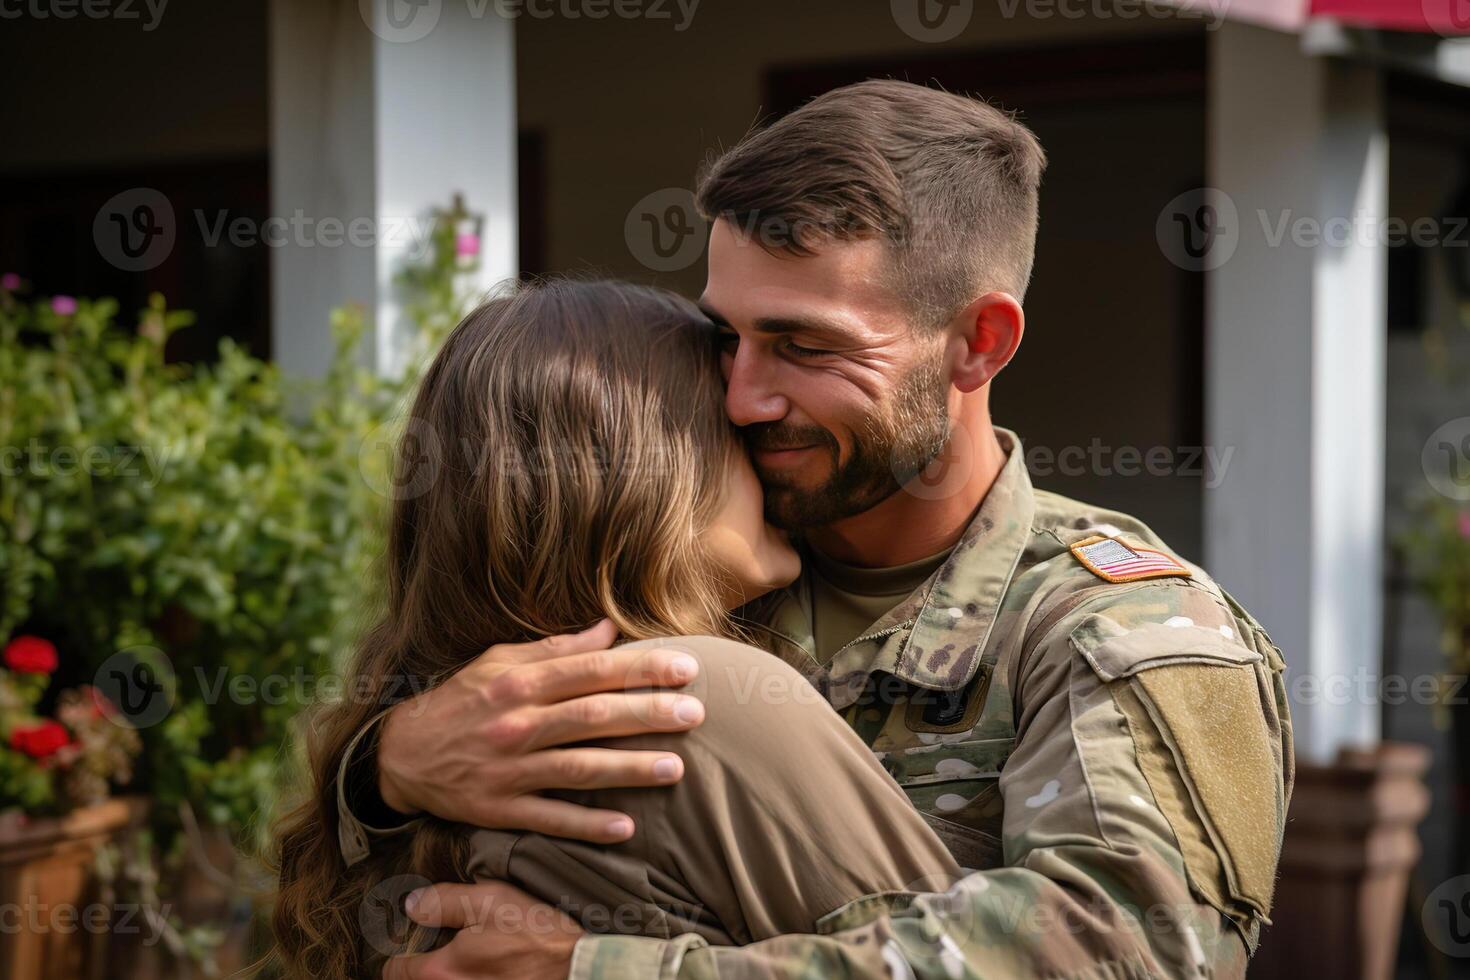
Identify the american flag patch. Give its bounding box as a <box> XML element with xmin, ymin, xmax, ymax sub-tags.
<box><xmin>1069</xmin><ymin>535</ymin><xmax>1192</xmax><ymax>584</ymax></box>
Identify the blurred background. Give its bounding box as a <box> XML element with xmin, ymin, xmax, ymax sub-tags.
<box><xmin>1</xmin><ymin>0</ymin><xmax>1469</xmax><ymax>976</ymax></box>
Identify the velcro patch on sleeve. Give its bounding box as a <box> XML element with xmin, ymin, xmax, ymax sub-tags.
<box><xmin>1069</xmin><ymin>535</ymin><xmax>1192</xmax><ymax>584</ymax></box>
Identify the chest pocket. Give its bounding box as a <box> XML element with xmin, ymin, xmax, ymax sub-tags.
<box><xmin>882</xmin><ymin>735</ymin><xmax>1014</xmax><ymax>871</ymax></box>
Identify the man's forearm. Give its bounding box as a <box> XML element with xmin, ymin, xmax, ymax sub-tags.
<box><xmin>570</xmin><ymin>862</ymin><xmax>1247</xmax><ymax>980</ymax></box>
<box><xmin>334</xmin><ymin>627</ymin><xmax>703</xmax><ymax>866</ymax></box>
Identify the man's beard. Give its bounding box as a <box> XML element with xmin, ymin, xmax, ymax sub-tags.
<box><xmin>746</xmin><ymin>358</ymin><xmax>952</xmax><ymax>532</ymax></box>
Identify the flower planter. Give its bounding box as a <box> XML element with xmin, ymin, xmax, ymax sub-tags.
<box><xmin>1250</xmin><ymin>743</ymin><xmax>1431</xmax><ymax>980</ymax></box>
<box><xmin>116</xmin><ymin>822</ymin><xmax>267</xmax><ymax>980</ymax></box>
<box><xmin>0</xmin><ymin>797</ymin><xmax>148</xmax><ymax>980</ymax></box>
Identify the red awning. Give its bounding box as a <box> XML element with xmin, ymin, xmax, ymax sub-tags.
<box><xmin>1164</xmin><ymin>0</ymin><xmax>1468</xmax><ymax>34</ymax></box>
<box><xmin>1311</xmin><ymin>0</ymin><xmax>1469</xmax><ymax>33</ymax></box>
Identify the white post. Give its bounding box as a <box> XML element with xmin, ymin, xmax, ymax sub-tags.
<box><xmin>268</xmin><ymin>0</ymin><xmax>518</xmax><ymax>377</ymax></box>
<box><xmin>1204</xmin><ymin>23</ymin><xmax>1387</xmax><ymax>762</ymax></box>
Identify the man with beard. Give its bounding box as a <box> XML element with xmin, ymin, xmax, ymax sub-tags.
<box><xmin>347</xmin><ymin>81</ymin><xmax>1293</xmax><ymax>979</ymax></box>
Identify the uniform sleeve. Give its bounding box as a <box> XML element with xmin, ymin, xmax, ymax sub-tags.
<box><xmin>336</xmin><ymin>708</ymin><xmax>422</xmax><ymax>867</ymax></box>
<box><xmin>570</xmin><ymin>580</ymin><xmax>1289</xmax><ymax>980</ymax></box>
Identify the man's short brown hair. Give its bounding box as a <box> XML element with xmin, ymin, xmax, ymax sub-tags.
<box><xmin>696</xmin><ymin>79</ymin><xmax>1047</xmax><ymax>325</ymax></box>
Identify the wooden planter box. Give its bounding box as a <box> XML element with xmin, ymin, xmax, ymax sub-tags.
<box><xmin>0</xmin><ymin>798</ymin><xmax>148</xmax><ymax>980</ymax></box>
<box><xmin>118</xmin><ymin>822</ymin><xmax>265</xmax><ymax>980</ymax></box>
<box><xmin>1251</xmin><ymin>743</ymin><xmax>1432</xmax><ymax>980</ymax></box>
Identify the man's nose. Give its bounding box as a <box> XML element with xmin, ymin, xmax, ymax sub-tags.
<box><xmin>724</xmin><ymin>350</ymin><xmax>789</xmax><ymax>427</ymax></box>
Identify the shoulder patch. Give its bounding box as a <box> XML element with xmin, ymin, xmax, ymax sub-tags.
<box><xmin>1069</xmin><ymin>535</ymin><xmax>1192</xmax><ymax>584</ymax></box>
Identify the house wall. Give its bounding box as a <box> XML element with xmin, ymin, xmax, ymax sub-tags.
<box><xmin>515</xmin><ymin>2</ymin><xmax>1198</xmax><ymax>296</ymax></box>
<box><xmin>0</xmin><ymin>1</ymin><xmax>268</xmax><ymax>173</ymax></box>
<box><xmin>0</xmin><ymin>1</ymin><xmax>1227</xmax><ymax>557</ymax></box>
<box><xmin>1383</xmin><ymin>103</ymin><xmax>1470</xmax><ymax>916</ymax></box>
<box><xmin>0</xmin><ymin>1</ymin><xmax>272</xmax><ymax>357</ymax></box>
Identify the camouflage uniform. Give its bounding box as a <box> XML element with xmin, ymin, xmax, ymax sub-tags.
<box><xmin>569</xmin><ymin>428</ymin><xmax>1293</xmax><ymax>979</ymax></box>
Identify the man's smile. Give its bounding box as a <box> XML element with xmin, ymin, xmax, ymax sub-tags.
<box><xmin>752</xmin><ymin>445</ymin><xmax>821</xmax><ymax>468</ymax></box>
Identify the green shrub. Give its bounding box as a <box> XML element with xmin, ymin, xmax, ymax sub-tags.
<box><xmin>0</xmin><ymin>196</ymin><xmax>479</xmax><ymax>966</ymax></box>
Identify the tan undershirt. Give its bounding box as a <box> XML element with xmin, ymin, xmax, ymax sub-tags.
<box><xmin>808</xmin><ymin>545</ymin><xmax>952</xmax><ymax>664</ymax></box>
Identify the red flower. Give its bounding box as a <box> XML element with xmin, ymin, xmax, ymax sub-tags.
<box><xmin>3</xmin><ymin>636</ymin><xmax>58</xmax><ymax>675</ymax></box>
<box><xmin>10</xmin><ymin>721</ymin><xmax>70</xmax><ymax>760</ymax></box>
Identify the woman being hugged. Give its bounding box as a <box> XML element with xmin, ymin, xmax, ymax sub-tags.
<box><xmin>269</xmin><ymin>280</ymin><xmax>956</xmax><ymax>979</ymax></box>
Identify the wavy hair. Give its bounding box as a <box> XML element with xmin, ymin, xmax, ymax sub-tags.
<box><xmin>266</xmin><ymin>279</ymin><xmax>741</xmax><ymax>978</ymax></box>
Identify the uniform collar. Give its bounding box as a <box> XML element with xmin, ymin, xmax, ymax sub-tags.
<box><xmin>737</xmin><ymin>428</ymin><xmax>1036</xmax><ymax>710</ymax></box>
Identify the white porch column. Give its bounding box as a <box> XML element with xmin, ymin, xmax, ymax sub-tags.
<box><xmin>1204</xmin><ymin>23</ymin><xmax>1387</xmax><ymax>762</ymax></box>
<box><xmin>268</xmin><ymin>0</ymin><xmax>518</xmax><ymax>377</ymax></box>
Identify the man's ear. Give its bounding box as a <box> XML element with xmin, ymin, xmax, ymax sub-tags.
<box><xmin>947</xmin><ymin>292</ymin><xmax>1024</xmax><ymax>394</ymax></box>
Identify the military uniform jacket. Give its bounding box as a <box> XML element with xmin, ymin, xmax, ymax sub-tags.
<box><xmin>572</xmin><ymin>429</ymin><xmax>1294</xmax><ymax>980</ymax></box>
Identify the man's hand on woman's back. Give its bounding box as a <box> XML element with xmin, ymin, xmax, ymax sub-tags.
<box><xmin>377</xmin><ymin>619</ymin><xmax>705</xmax><ymax>843</ymax></box>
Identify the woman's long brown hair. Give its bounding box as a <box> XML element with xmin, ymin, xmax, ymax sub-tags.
<box><xmin>267</xmin><ymin>279</ymin><xmax>741</xmax><ymax>978</ymax></box>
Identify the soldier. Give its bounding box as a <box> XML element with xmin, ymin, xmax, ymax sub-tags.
<box><xmin>358</xmin><ymin>80</ymin><xmax>1292</xmax><ymax>979</ymax></box>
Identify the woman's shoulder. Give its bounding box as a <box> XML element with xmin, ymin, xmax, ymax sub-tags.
<box><xmin>617</xmin><ymin>634</ymin><xmax>754</xmax><ymax>655</ymax></box>
<box><xmin>616</xmin><ymin>633</ymin><xmax>800</xmax><ymax>674</ymax></box>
